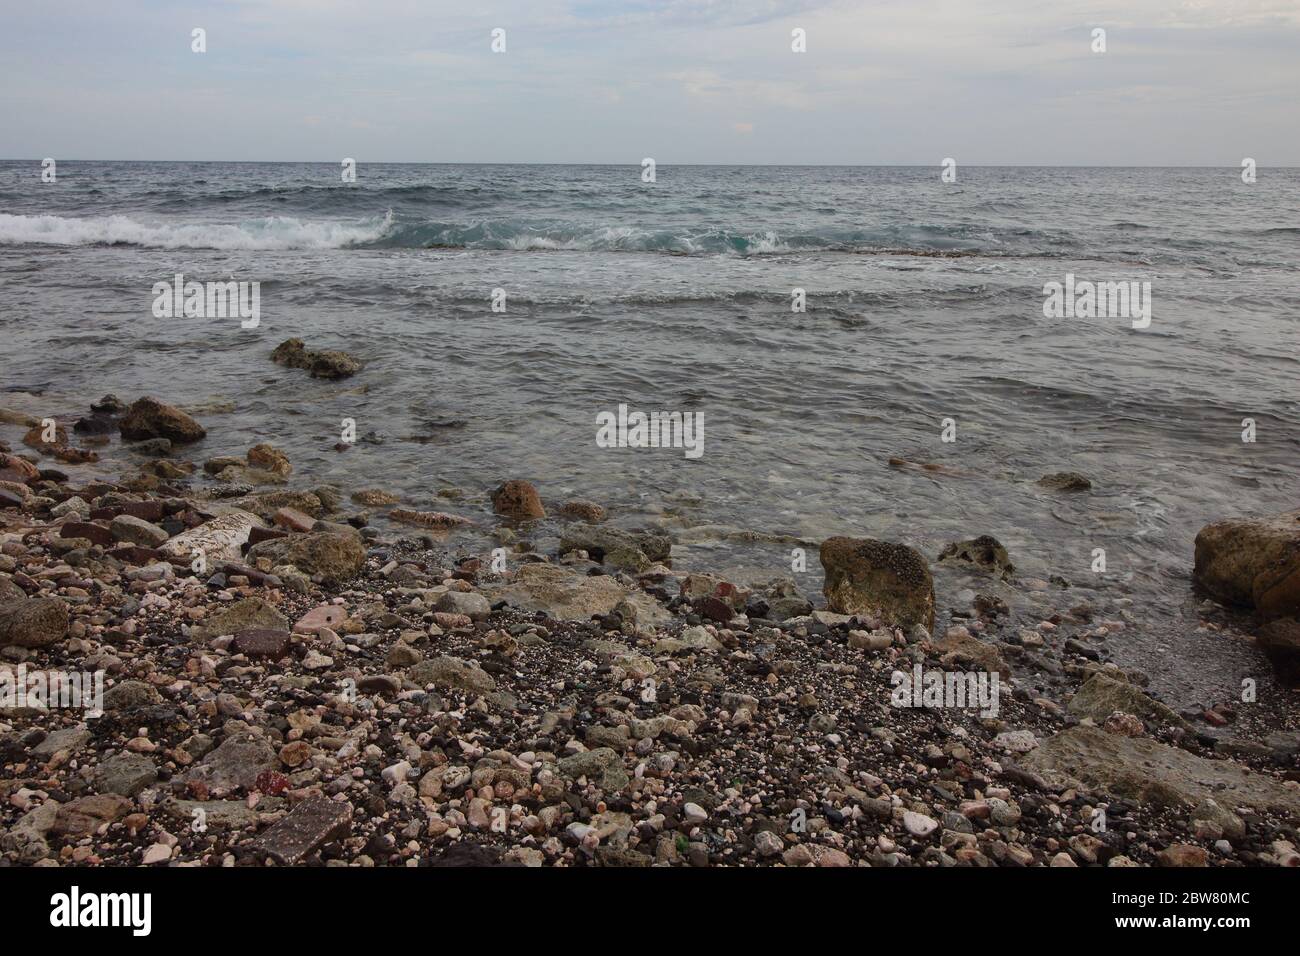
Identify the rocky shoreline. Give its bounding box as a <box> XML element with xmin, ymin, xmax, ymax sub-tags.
<box><xmin>1</xmin><ymin>392</ymin><xmax>1298</xmax><ymax>868</ymax></box>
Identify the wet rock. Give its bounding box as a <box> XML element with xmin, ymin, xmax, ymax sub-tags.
<box><xmin>272</xmin><ymin>506</ymin><xmax>316</xmax><ymax>532</ymax></box>
<box><xmin>246</xmin><ymin>532</ymin><xmax>365</xmax><ymax>586</ymax></box>
<box><xmin>271</xmin><ymin>338</ymin><xmax>312</xmax><ymax>369</ymax></box>
<box><xmin>1068</xmin><ymin>672</ymin><xmax>1188</xmax><ymax>730</ymax></box>
<box><xmin>492</xmin><ymin>479</ymin><xmax>545</xmax><ymax>520</ymax></box>
<box><xmin>310</xmin><ymin>350</ymin><xmax>361</xmax><ymax>379</ymax></box>
<box><xmin>387</xmin><ymin>509</ymin><xmax>472</xmax><ymax>529</ymax></box>
<box><xmin>559</xmin><ymin>500</ymin><xmax>607</xmax><ymax>522</ymax></box>
<box><xmin>938</xmin><ymin>535</ymin><xmax>1014</xmax><ymax>580</ymax></box>
<box><xmin>560</xmin><ymin>525</ymin><xmax>672</xmax><ymax>564</ymax></box>
<box><xmin>250</xmin><ymin>794</ymin><xmax>352</xmax><ymax>863</ymax></box>
<box><xmin>1038</xmin><ymin>472</ymin><xmax>1092</xmax><ymax>492</ymax></box>
<box><xmin>1194</xmin><ymin>508</ymin><xmax>1300</xmax><ymax>621</ymax></box>
<box><xmin>0</xmin><ymin>596</ymin><xmax>69</xmax><ymax>648</ymax></box>
<box><xmin>247</xmin><ymin>443</ymin><xmax>292</xmax><ymax>478</ymax></box>
<box><xmin>351</xmin><ymin>489</ymin><xmax>399</xmax><ymax>506</ymax></box>
<box><xmin>820</xmin><ymin>536</ymin><xmax>935</xmax><ymax>630</ymax></box>
<box><xmin>271</xmin><ymin>338</ymin><xmax>359</xmax><ymax>379</ymax></box>
<box><xmin>119</xmin><ymin>397</ymin><xmax>206</xmax><ymax>444</ymax></box>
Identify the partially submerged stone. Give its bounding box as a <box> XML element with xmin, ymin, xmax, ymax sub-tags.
<box><xmin>820</xmin><ymin>536</ymin><xmax>935</xmax><ymax>631</ymax></box>
<box><xmin>119</xmin><ymin>396</ymin><xmax>206</xmax><ymax>444</ymax></box>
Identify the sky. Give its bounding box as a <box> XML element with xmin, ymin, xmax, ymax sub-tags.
<box><xmin>0</xmin><ymin>0</ymin><xmax>1297</xmax><ymax>165</ymax></box>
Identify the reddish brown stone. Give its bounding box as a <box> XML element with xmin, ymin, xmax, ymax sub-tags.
<box><xmin>60</xmin><ymin>521</ymin><xmax>114</xmax><ymax>547</ymax></box>
<box><xmin>232</xmin><ymin>628</ymin><xmax>292</xmax><ymax>659</ymax></box>
<box><xmin>272</xmin><ymin>507</ymin><xmax>315</xmax><ymax>532</ymax></box>
<box><xmin>491</xmin><ymin>479</ymin><xmax>545</xmax><ymax>520</ymax></box>
<box><xmin>249</xmin><ymin>794</ymin><xmax>351</xmax><ymax>864</ymax></box>
<box><xmin>108</xmin><ymin>546</ymin><xmax>168</xmax><ymax>566</ymax></box>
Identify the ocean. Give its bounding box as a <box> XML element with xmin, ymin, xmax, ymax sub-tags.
<box><xmin>2</xmin><ymin>161</ymin><xmax>1298</xmax><ymax>706</ymax></box>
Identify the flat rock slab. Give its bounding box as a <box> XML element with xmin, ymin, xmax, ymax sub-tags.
<box><xmin>485</xmin><ymin>563</ymin><xmax>629</xmax><ymax>621</ymax></box>
<box><xmin>60</xmin><ymin>521</ymin><xmax>115</xmax><ymax>547</ymax></box>
<box><xmin>92</xmin><ymin>752</ymin><xmax>159</xmax><ymax>796</ymax></box>
<box><xmin>1023</xmin><ymin>725</ymin><xmax>1300</xmax><ymax>819</ymax></box>
<box><xmin>53</xmin><ymin>794</ymin><xmax>133</xmax><ymax>837</ymax></box>
<box><xmin>165</xmin><ymin>799</ymin><xmax>276</xmax><ymax>830</ymax></box>
<box><xmin>250</xmin><ymin>795</ymin><xmax>352</xmax><ymax>864</ymax></box>
<box><xmin>294</xmin><ymin>604</ymin><xmax>348</xmax><ymax>634</ymax></box>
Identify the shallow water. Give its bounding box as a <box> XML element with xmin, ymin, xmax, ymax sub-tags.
<box><xmin>2</xmin><ymin>162</ymin><xmax>1298</xmax><ymax>708</ymax></box>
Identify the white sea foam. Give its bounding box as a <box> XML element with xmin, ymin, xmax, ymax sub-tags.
<box><xmin>0</xmin><ymin>210</ymin><xmax>394</xmax><ymax>250</ymax></box>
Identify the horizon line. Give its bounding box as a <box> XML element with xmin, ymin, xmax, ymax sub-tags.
<box><xmin>3</xmin><ymin>158</ymin><xmax>1296</xmax><ymax>169</ymax></box>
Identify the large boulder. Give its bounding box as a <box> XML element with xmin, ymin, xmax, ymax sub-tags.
<box><xmin>819</xmin><ymin>537</ymin><xmax>934</xmax><ymax>631</ymax></box>
<box><xmin>246</xmin><ymin>532</ymin><xmax>365</xmax><ymax>586</ymax></box>
<box><xmin>1194</xmin><ymin>509</ymin><xmax>1300</xmax><ymax>621</ymax></box>
<box><xmin>119</xmin><ymin>397</ymin><xmax>206</xmax><ymax>444</ymax></box>
<box><xmin>0</xmin><ymin>597</ymin><xmax>70</xmax><ymax>648</ymax></box>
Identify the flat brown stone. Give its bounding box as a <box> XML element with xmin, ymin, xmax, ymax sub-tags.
<box><xmin>60</xmin><ymin>521</ymin><xmax>114</xmax><ymax>547</ymax></box>
<box><xmin>250</xmin><ymin>795</ymin><xmax>352</xmax><ymax>864</ymax></box>
<box><xmin>232</xmin><ymin>628</ymin><xmax>292</xmax><ymax>659</ymax></box>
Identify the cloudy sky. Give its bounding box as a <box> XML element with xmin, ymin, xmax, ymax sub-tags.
<box><xmin>1</xmin><ymin>0</ymin><xmax>1297</xmax><ymax>165</ymax></box>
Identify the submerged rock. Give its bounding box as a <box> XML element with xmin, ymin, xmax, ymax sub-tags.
<box><xmin>1038</xmin><ymin>472</ymin><xmax>1092</xmax><ymax>492</ymax></box>
<box><xmin>820</xmin><ymin>536</ymin><xmax>935</xmax><ymax>631</ymax></box>
<box><xmin>938</xmin><ymin>535</ymin><xmax>1014</xmax><ymax>580</ymax></box>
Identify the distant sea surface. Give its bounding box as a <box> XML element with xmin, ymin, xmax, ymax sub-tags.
<box><xmin>2</xmin><ymin>162</ymin><xmax>1298</xmax><ymax>705</ymax></box>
